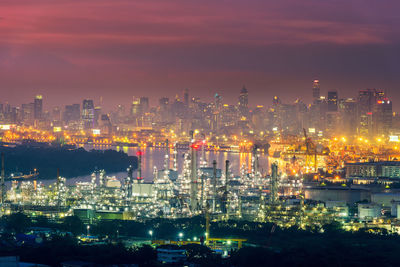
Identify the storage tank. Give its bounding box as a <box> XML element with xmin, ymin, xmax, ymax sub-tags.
<box><xmin>304</xmin><ymin>187</ymin><xmax>370</xmax><ymax>205</ymax></box>
<box><xmin>372</xmin><ymin>193</ymin><xmax>400</xmax><ymax>207</ymax></box>
<box><xmin>358</xmin><ymin>203</ymin><xmax>381</xmax><ymax>221</ymax></box>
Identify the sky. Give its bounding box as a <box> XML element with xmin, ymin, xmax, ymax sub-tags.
<box><xmin>1</xmin><ymin>0</ymin><xmax>400</xmax><ymax>111</ymax></box>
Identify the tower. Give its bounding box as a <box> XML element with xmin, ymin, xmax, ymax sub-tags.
<box><xmin>270</xmin><ymin>163</ymin><xmax>279</xmax><ymax>204</ymax></box>
<box><xmin>34</xmin><ymin>95</ymin><xmax>43</xmax><ymax>120</ymax></box>
<box><xmin>1</xmin><ymin>153</ymin><xmax>5</xmax><ymax>204</ymax></box>
<box><xmin>327</xmin><ymin>91</ymin><xmax>338</xmax><ymax>112</ymax></box>
<box><xmin>212</xmin><ymin>160</ymin><xmax>217</xmax><ymax>213</ymax></box>
<box><xmin>312</xmin><ymin>79</ymin><xmax>320</xmax><ymax>102</ymax></box>
<box><xmin>184</xmin><ymin>88</ymin><xmax>189</xmax><ymax>107</ymax></box>
<box><xmin>190</xmin><ymin>141</ymin><xmax>198</xmax><ymax>212</ymax></box>
<box><xmin>238</xmin><ymin>86</ymin><xmax>249</xmax><ymax>117</ymax></box>
<box><xmin>82</xmin><ymin>99</ymin><xmax>95</xmax><ymax>129</ymax></box>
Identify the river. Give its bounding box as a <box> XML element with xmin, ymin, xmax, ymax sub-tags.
<box><xmin>9</xmin><ymin>144</ymin><xmax>270</xmax><ymax>186</ymax></box>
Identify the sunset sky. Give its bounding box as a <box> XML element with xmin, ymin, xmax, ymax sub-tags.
<box><xmin>1</xmin><ymin>0</ymin><xmax>399</xmax><ymax>110</ymax></box>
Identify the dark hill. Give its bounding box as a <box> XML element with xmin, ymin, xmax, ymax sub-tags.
<box><xmin>0</xmin><ymin>146</ymin><xmax>137</xmax><ymax>179</ymax></box>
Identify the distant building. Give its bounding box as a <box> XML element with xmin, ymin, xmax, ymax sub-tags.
<box><xmin>238</xmin><ymin>86</ymin><xmax>249</xmax><ymax>117</ymax></box>
<box><xmin>82</xmin><ymin>99</ymin><xmax>95</xmax><ymax>129</ymax></box>
<box><xmin>358</xmin><ymin>203</ymin><xmax>381</xmax><ymax>222</ymax></box>
<box><xmin>312</xmin><ymin>79</ymin><xmax>320</xmax><ymax>102</ymax></box>
<box><xmin>64</xmin><ymin>104</ymin><xmax>80</xmax><ymax>123</ymax></box>
<box><xmin>372</xmin><ymin>98</ymin><xmax>392</xmax><ymax>136</ymax></box>
<box><xmin>34</xmin><ymin>95</ymin><xmax>43</xmax><ymax>120</ymax></box>
<box><xmin>157</xmin><ymin>247</ymin><xmax>187</xmax><ymax>264</ymax></box>
<box><xmin>346</xmin><ymin>161</ymin><xmax>400</xmax><ymax>179</ymax></box>
<box><xmin>327</xmin><ymin>91</ymin><xmax>338</xmax><ymax>112</ymax></box>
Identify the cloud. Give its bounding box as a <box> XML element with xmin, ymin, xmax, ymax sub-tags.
<box><xmin>0</xmin><ymin>0</ymin><xmax>399</xmax><ymax>109</ymax></box>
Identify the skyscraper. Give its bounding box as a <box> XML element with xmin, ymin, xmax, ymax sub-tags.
<box><xmin>238</xmin><ymin>86</ymin><xmax>248</xmax><ymax>117</ymax></box>
<box><xmin>64</xmin><ymin>104</ymin><xmax>80</xmax><ymax>123</ymax></box>
<box><xmin>312</xmin><ymin>79</ymin><xmax>320</xmax><ymax>102</ymax></box>
<box><xmin>140</xmin><ymin>97</ymin><xmax>149</xmax><ymax>113</ymax></box>
<box><xmin>372</xmin><ymin>98</ymin><xmax>392</xmax><ymax>136</ymax></box>
<box><xmin>357</xmin><ymin>89</ymin><xmax>386</xmax><ymax>136</ymax></box>
<box><xmin>82</xmin><ymin>99</ymin><xmax>95</xmax><ymax>129</ymax></box>
<box><xmin>33</xmin><ymin>95</ymin><xmax>43</xmax><ymax>120</ymax></box>
<box><xmin>184</xmin><ymin>89</ymin><xmax>189</xmax><ymax>107</ymax></box>
<box><xmin>327</xmin><ymin>91</ymin><xmax>338</xmax><ymax>112</ymax></box>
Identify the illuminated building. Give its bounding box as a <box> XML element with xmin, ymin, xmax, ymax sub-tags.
<box><xmin>312</xmin><ymin>79</ymin><xmax>320</xmax><ymax>103</ymax></box>
<box><xmin>327</xmin><ymin>91</ymin><xmax>338</xmax><ymax>112</ymax></box>
<box><xmin>140</xmin><ymin>97</ymin><xmax>149</xmax><ymax>113</ymax></box>
<box><xmin>372</xmin><ymin>98</ymin><xmax>392</xmax><ymax>136</ymax></box>
<box><xmin>131</xmin><ymin>97</ymin><xmax>142</xmax><ymax>117</ymax></box>
<box><xmin>357</xmin><ymin>89</ymin><xmax>383</xmax><ymax>136</ymax></box>
<box><xmin>238</xmin><ymin>86</ymin><xmax>249</xmax><ymax>117</ymax></box>
<box><xmin>33</xmin><ymin>95</ymin><xmax>43</xmax><ymax>120</ymax></box>
<box><xmin>338</xmin><ymin>98</ymin><xmax>357</xmax><ymax>136</ymax></box>
<box><xmin>183</xmin><ymin>88</ymin><xmax>189</xmax><ymax>107</ymax></box>
<box><xmin>82</xmin><ymin>99</ymin><xmax>95</xmax><ymax>129</ymax></box>
<box><xmin>64</xmin><ymin>104</ymin><xmax>80</xmax><ymax>123</ymax></box>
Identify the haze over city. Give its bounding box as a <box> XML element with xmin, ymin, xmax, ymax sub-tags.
<box><xmin>2</xmin><ymin>1</ymin><xmax>400</xmax><ymax>266</ymax></box>
<box><xmin>1</xmin><ymin>0</ymin><xmax>400</xmax><ymax>111</ymax></box>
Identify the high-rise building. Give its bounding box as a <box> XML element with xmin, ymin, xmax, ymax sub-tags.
<box><xmin>64</xmin><ymin>104</ymin><xmax>80</xmax><ymax>123</ymax></box>
<box><xmin>82</xmin><ymin>99</ymin><xmax>95</xmax><ymax>129</ymax></box>
<box><xmin>21</xmin><ymin>103</ymin><xmax>34</xmax><ymax>124</ymax></box>
<box><xmin>357</xmin><ymin>89</ymin><xmax>384</xmax><ymax>136</ymax></box>
<box><xmin>312</xmin><ymin>79</ymin><xmax>320</xmax><ymax>102</ymax></box>
<box><xmin>33</xmin><ymin>95</ymin><xmax>43</xmax><ymax>120</ymax></box>
<box><xmin>140</xmin><ymin>97</ymin><xmax>149</xmax><ymax>113</ymax></box>
<box><xmin>327</xmin><ymin>91</ymin><xmax>338</xmax><ymax>112</ymax></box>
<box><xmin>372</xmin><ymin>98</ymin><xmax>392</xmax><ymax>136</ymax></box>
<box><xmin>131</xmin><ymin>97</ymin><xmax>142</xmax><ymax>117</ymax></box>
<box><xmin>339</xmin><ymin>98</ymin><xmax>357</xmax><ymax>136</ymax></box>
<box><xmin>183</xmin><ymin>89</ymin><xmax>189</xmax><ymax>107</ymax></box>
<box><xmin>238</xmin><ymin>86</ymin><xmax>248</xmax><ymax>117</ymax></box>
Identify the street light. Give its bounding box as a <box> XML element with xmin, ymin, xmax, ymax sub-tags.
<box><xmin>149</xmin><ymin>230</ymin><xmax>153</xmax><ymax>240</ymax></box>
<box><xmin>86</xmin><ymin>225</ymin><xmax>90</xmax><ymax>236</ymax></box>
<box><xmin>178</xmin><ymin>232</ymin><xmax>183</xmax><ymax>241</ymax></box>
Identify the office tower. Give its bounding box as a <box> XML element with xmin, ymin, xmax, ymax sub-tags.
<box><xmin>238</xmin><ymin>86</ymin><xmax>248</xmax><ymax>117</ymax></box>
<box><xmin>312</xmin><ymin>79</ymin><xmax>320</xmax><ymax>102</ymax></box>
<box><xmin>339</xmin><ymin>98</ymin><xmax>357</xmax><ymax>136</ymax></box>
<box><xmin>184</xmin><ymin>89</ymin><xmax>189</xmax><ymax>107</ymax></box>
<box><xmin>372</xmin><ymin>98</ymin><xmax>392</xmax><ymax>136</ymax></box>
<box><xmin>21</xmin><ymin>103</ymin><xmax>34</xmax><ymax>124</ymax></box>
<box><xmin>82</xmin><ymin>99</ymin><xmax>95</xmax><ymax>129</ymax></box>
<box><xmin>34</xmin><ymin>95</ymin><xmax>43</xmax><ymax>120</ymax></box>
<box><xmin>327</xmin><ymin>91</ymin><xmax>338</xmax><ymax>112</ymax></box>
<box><xmin>64</xmin><ymin>104</ymin><xmax>80</xmax><ymax>123</ymax></box>
<box><xmin>131</xmin><ymin>97</ymin><xmax>142</xmax><ymax>117</ymax></box>
<box><xmin>214</xmin><ymin>93</ymin><xmax>222</xmax><ymax>111</ymax></box>
<box><xmin>140</xmin><ymin>97</ymin><xmax>149</xmax><ymax>113</ymax></box>
<box><xmin>52</xmin><ymin>106</ymin><xmax>61</xmax><ymax>122</ymax></box>
<box><xmin>272</xmin><ymin>96</ymin><xmax>281</xmax><ymax>106</ymax></box>
<box><xmin>357</xmin><ymin>89</ymin><xmax>384</xmax><ymax>136</ymax></box>
<box><xmin>94</xmin><ymin>106</ymin><xmax>101</xmax><ymax>127</ymax></box>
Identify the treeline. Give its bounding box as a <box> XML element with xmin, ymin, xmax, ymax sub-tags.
<box><xmin>2</xmin><ymin>214</ymin><xmax>400</xmax><ymax>266</ymax></box>
<box><xmin>0</xmin><ymin>146</ymin><xmax>137</xmax><ymax>179</ymax></box>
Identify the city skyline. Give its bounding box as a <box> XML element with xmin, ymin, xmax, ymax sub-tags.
<box><xmin>1</xmin><ymin>0</ymin><xmax>400</xmax><ymax>110</ymax></box>
<box><xmin>0</xmin><ymin>83</ymin><xmax>398</xmax><ymax>113</ymax></box>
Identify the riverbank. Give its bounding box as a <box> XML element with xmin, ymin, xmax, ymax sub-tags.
<box><xmin>0</xmin><ymin>145</ymin><xmax>137</xmax><ymax>179</ymax></box>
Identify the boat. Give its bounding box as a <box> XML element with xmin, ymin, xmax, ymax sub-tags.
<box><xmin>7</xmin><ymin>170</ymin><xmax>39</xmax><ymax>181</ymax></box>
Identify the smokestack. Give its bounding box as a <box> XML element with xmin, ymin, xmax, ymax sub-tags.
<box><xmin>190</xmin><ymin>142</ymin><xmax>198</xmax><ymax>212</ymax></box>
<box><xmin>224</xmin><ymin>160</ymin><xmax>230</xmax><ymax>215</ymax></box>
<box><xmin>212</xmin><ymin>160</ymin><xmax>217</xmax><ymax>213</ymax></box>
<box><xmin>1</xmin><ymin>153</ymin><xmax>5</xmax><ymax>204</ymax></box>
<box><xmin>137</xmin><ymin>150</ymin><xmax>142</xmax><ymax>181</ymax></box>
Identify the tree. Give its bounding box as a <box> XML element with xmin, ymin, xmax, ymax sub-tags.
<box><xmin>62</xmin><ymin>216</ymin><xmax>84</xmax><ymax>235</ymax></box>
<box><xmin>4</xmin><ymin>213</ymin><xmax>32</xmax><ymax>233</ymax></box>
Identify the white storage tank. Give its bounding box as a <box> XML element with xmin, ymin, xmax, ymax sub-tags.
<box><xmin>358</xmin><ymin>203</ymin><xmax>381</xmax><ymax>221</ymax></box>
